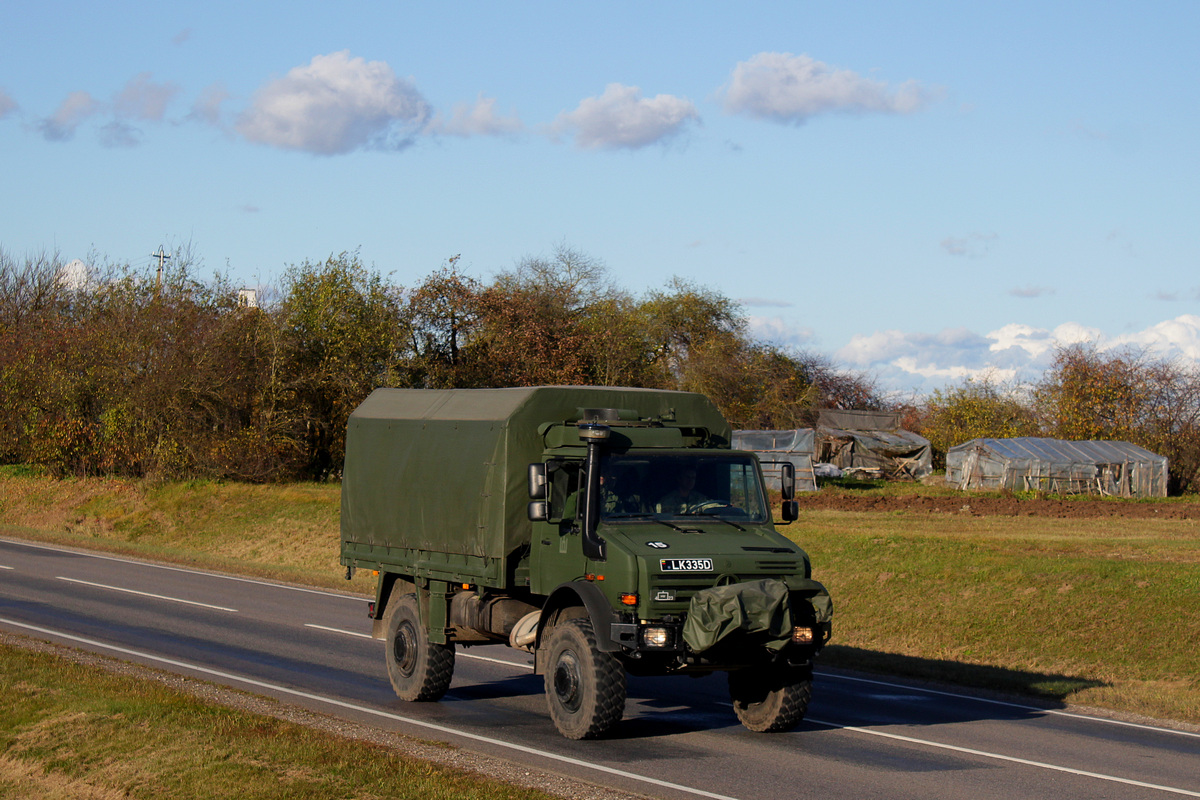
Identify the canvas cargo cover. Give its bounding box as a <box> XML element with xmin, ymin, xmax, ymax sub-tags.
<box><xmin>947</xmin><ymin>437</ymin><xmax>1168</xmax><ymax>497</ymax></box>
<box><xmin>341</xmin><ymin>386</ymin><xmax>731</xmax><ymax>559</ymax></box>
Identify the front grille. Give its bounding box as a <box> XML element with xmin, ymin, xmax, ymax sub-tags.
<box><xmin>647</xmin><ymin>561</ymin><xmax>804</xmax><ymax>614</ymax></box>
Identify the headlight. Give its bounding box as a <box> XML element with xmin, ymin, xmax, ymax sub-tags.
<box><xmin>792</xmin><ymin>625</ymin><xmax>815</xmax><ymax>644</ymax></box>
<box><xmin>641</xmin><ymin>626</ymin><xmax>672</xmax><ymax>648</ymax></box>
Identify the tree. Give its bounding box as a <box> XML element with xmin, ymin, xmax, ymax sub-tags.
<box><xmin>403</xmin><ymin>258</ymin><xmax>482</xmax><ymax>388</ymax></box>
<box><xmin>638</xmin><ymin>277</ymin><xmax>744</xmax><ymax>386</ymax></box>
<box><xmin>920</xmin><ymin>377</ymin><xmax>1039</xmax><ymax>468</ymax></box>
<box><xmin>278</xmin><ymin>251</ymin><xmax>404</xmax><ymax>478</ymax></box>
<box><xmin>1035</xmin><ymin>344</ymin><xmax>1200</xmax><ymax>493</ymax></box>
<box><xmin>1034</xmin><ymin>344</ymin><xmax>1150</xmax><ymax>441</ymax></box>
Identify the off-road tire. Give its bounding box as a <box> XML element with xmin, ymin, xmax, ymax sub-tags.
<box><xmin>543</xmin><ymin>617</ymin><xmax>626</xmax><ymax>739</ymax></box>
<box><xmin>728</xmin><ymin>665</ymin><xmax>812</xmax><ymax>732</ymax></box>
<box><xmin>385</xmin><ymin>593</ymin><xmax>455</xmax><ymax>701</ymax></box>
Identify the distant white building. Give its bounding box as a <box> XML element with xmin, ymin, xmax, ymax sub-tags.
<box><xmin>56</xmin><ymin>259</ymin><xmax>89</xmax><ymax>290</ymax></box>
<box><xmin>237</xmin><ymin>288</ymin><xmax>258</xmax><ymax>308</ymax></box>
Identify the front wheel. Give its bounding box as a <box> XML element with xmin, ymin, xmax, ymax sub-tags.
<box><xmin>385</xmin><ymin>593</ymin><xmax>455</xmax><ymax>701</ymax></box>
<box><xmin>543</xmin><ymin>618</ymin><xmax>626</xmax><ymax>739</ymax></box>
<box><xmin>728</xmin><ymin>665</ymin><xmax>812</xmax><ymax>732</ymax></box>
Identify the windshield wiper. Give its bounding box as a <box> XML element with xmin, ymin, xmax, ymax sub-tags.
<box><xmin>693</xmin><ymin>511</ymin><xmax>746</xmax><ymax>531</ymax></box>
<box><xmin>605</xmin><ymin>513</ymin><xmax>692</xmax><ymax>532</ymax></box>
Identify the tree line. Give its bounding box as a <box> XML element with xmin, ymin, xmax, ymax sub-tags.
<box><xmin>0</xmin><ymin>245</ymin><xmax>875</xmax><ymax>482</ymax></box>
<box><xmin>4</xmin><ymin>245</ymin><xmax>1199</xmax><ymax>491</ymax></box>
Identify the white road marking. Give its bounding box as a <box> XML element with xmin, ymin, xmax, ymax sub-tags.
<box><xmin>305</xmin><ymin>624</ymin><xmax>372</xmax><ymax>638</ymax></box>
<box><xmin>807</xmin><ymin>717</ymin><xmax>1200</xmax><ymax>797</ymax></box>
<box><xmin>0</xmin><ymin>617</ymin><xmax>742</xmax><ymax>800</ymax></box>
<box><xmin>459</xmin><ymin>651</ymin><xmax>533</xmax><ymax>668</ymax></box>
<box><xmin>56</xmin><ymin>577</ymin><xmax>239</xmax><ymax>613</ymax></box>
<box><xmin>304</xmin><ymin>624</ymin><xmax>533</xmax><ymax>668</ymax></box>
<box><xmin>0</xmin><ymin>564</ymin><xmax>13</xmax><ymax>570</ymax></box>
<box><xmin>822</xmin><ymin>672</ymin><xmax>1200</xmax><ymax>740</ymax></box>
<box><xmin>3</xmin><ymin>537</ymin><xmax>360</xmax><ymax>600</ymax></box>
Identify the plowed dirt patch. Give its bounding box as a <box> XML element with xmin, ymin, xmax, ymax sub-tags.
<box><xmin>794</xmin><ymin>494</ymin><xmax>1200</xmax><ymax>519</ymax></box>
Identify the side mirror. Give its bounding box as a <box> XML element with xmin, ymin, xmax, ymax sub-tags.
<box><xmin>528</xmin><ymin>500</ymin><xmax>549</xmax><ymax>522</ymax></box>
<box><xmin>779</xmin><ymin>462</ymin><xmax>796</xmax><ymax>500</ymax></box>
<box><xmin>528</xmin><ymin>462</ymin><xmax>547</xmax><ymax>499</ymax></box>
<box><xmin>781</xmin><ymin>500</ymin><xmax>798</xmax><ymax>523</ymax></box>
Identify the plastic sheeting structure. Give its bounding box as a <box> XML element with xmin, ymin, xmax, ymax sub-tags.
<box><xmin>946</xmin><ymin>437</ymin><xmax>1168</xmax><ymax>497</ymax></box>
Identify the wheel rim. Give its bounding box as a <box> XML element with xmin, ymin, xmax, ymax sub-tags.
<box><xmin>552</xmin><ymin>650</ymin><xmax>583</xmax><ymax>713</ymax></box>
<box><xmin>393</xmin><ymin>621</ymin><xmax>418</xmax><ymax>678</ymax></box>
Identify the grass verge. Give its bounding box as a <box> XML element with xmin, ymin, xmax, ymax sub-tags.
<box><xmin>787</xmin><ymin>509</ymin><xmax>1200</xmax><ymax>723</ymax></box>
<box><xmin>0</xmin><ymin>638</ymin><xmax>570</xmax><ymax>800</ymax></box>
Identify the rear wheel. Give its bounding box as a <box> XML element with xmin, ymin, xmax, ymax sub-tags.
<box><xmin>728</xmin><ymin>665</ymin><xmax>812</xmax><ymax>732</ymax></box>
<box><xmin>385</xmin><ymin>593</ymin><xmax>455</xmax><ymax>701</ymax></box>
<box><xmin>543</xmin><ymin>618</ymin><xmax>626</xmax><ymax>739</ymax></box>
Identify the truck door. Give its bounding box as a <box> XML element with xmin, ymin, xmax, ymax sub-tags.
<box><xmin>531</xmin><ymin>460</ymin><xmax>589</xmax><ymax>593</ymax></box>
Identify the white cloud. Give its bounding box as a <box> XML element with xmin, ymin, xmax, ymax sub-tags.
<box><xmin>1113</xmin><ymin>315</ymin><xmax>1200</xmax><ymax>359</ymax></box>
<box><xmin>748</xmin><ymin>315</ymin><xmax>815</xmax><ymax>348</ymax></box>
<box><xmin>1009</xmin><ymin>285</ymin><xmax>1054</xmax><ymax>299</ymax></box>
<box><xmin>37</xmin><ymin>90</ymin><xmax>102</xmax><ymax>141</ymax></box>
<box><xmin>189</xmin><ymin>83</ymin><xmax>230</xmax><ymax>127</ymax></box>
<box><xmin>740</xmin><ymin>297</ymin><xmax>794</xmax><ymax>309</ymax></box>
<box><xmin>840</xmin><ymin>327</ymin><xmax>993</xmax><ymax>368</ymax></box>
<box><xmin>0</xmin><ymin>89</ymin><xmax>16</xmax><ymax>119</ymax></box>
<box><xmin>836</xmin><ymin>316</ymin><xmax>1200</xmax><ymax>395</ymax></box>
<box><xmin>719</xmin><ymin>52</ymin><xmax>937</xmax><ymax>124</ymax></box>
<box><xmin>236</xmin><ymin>51</ymin><xmax>431</xmax><ymax>155</ymax></box>
<box><xmin>426</xmin><ymin>94</ymin><xmax>522</xmax><ymax>137</ymax></box>
<box><xmin>941</xmin><ymin>232</ymin><xmax>997</xmax><ymax>258</ymax></box>
<box><xmin>552</xmin><ymin>83</ymin><xmax>699</xmax><ymax>150</ymax></box>
<box><xmin>98</xmin><ymin>120</ymin><xmax>142</xmax><ymax>148</ymax></box>
<box><xmin>113</xmin><ymin>73</ymin><xmax>179</xmax><ymax>121</ymax></box>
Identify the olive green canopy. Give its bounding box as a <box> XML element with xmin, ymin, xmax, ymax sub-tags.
<box><xmin>341</xmin><ymin>386</ymin><xmax>731</xmax><ymax>559</ymax></box>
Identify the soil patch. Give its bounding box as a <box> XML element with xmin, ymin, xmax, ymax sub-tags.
<box><xmin>794</xmin><ymin>493</ymin><xmax>1200</xmax><ymax>519</ymax></box>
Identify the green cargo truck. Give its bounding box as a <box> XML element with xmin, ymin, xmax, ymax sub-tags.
<box><xmin>340</xmin><ymin>386</ymin><xmax>832</xmax><ymax>739</ymax></box>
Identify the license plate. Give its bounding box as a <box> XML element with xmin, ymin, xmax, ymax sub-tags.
<box><xmin>660</xmin><ymin>558</ymin><xmax>714</xmax><ymax>572</ymax></box>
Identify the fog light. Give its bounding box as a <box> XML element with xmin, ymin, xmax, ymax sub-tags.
<box><xmin>641</xmin><ymin>627</ymin><xmax>671</xmax><ymax>647</ymax></box>
<box><xmin>792</xmin><ymin>625</ymin><xmax>814</xmax><ymax>644</ymax></box>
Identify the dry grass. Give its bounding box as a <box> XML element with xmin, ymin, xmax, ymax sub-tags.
<box><xmin>788</xmin><ymin>509</ymin><xmax>1200</xmax><ymax>722</ymax></box>
<box><xmin>0</xmin><ymin>470</ymin><xmax>367</xmax><ymax>593</ymax></box>
<box><xmin>0</xmin><ymin>642</ymin><xmax>562</xmax><ymax>800</ymax></box>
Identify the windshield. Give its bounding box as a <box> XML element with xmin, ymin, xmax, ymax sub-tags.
<box><xmin>599</xmin><ymin>453</ymin><xmax>769</xmax><ymax>523</ymax></box>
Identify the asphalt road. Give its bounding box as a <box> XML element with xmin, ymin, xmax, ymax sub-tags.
<box><xmin>2</xmin><ymin>536</ymin><xmax>1198</xmax><ymax>800</ymax></box>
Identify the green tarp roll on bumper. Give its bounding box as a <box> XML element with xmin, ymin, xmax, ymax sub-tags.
<box><xmin>682</xmin><ymin>578</ymin><xmax>831</xmax><ymax>654</ymax></box>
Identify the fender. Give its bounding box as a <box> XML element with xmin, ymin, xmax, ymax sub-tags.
<box><xmin>536</xmin><ymin>580</ymin><xmax>623</xmax><ymax>657</ymax></box>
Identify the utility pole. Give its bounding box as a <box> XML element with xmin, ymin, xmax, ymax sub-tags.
<box><xmin>151</xmin><ymin>245</ymin><xmax>171</xmax><ymax>293</ymax></box>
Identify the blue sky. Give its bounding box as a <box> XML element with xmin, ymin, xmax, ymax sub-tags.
<box><xmin>2</xmin><ymin>1</ymin><xmax>1198</xmax><ymax>396</ymax></box>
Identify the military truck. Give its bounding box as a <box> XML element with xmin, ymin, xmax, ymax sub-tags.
<box><xmin>340</xmin><ymin>386</ymin><xmax>832</xmax><ymax>739</ymax></box>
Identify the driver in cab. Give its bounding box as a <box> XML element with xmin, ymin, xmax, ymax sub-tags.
<box><xmin>655</xmin><ymin>467</ymin><xmax>711</xmax><ymax>514</ymax></box>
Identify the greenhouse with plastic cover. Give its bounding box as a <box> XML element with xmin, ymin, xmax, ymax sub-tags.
<box><xmin>732</xmin><ymin>429</ymin><xmax>818</xmax><ymax>492</ymax></box>
<box><xmin>946</xmin><ymin>437</ymin><xmax>1168</xmax><ymax>497</ymax></box>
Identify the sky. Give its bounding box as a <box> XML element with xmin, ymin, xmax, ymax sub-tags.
<box><xmin>2</xmin><ymin>1</ymin><xmax>1198</xmax><ymax>397</ymax></box>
